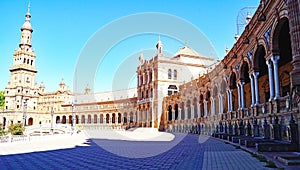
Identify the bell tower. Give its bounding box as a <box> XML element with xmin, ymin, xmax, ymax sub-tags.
<box><xmin>5</xmin><ymin>4</ymin><xmax>39</xmax><ymax>112</ymax></box>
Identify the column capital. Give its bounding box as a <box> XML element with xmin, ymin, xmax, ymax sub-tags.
<box><xmin>253</xmin><ymin>71</ymin><xmax>259</xmax><ymax>77</ymax></box>
<box><xmin>266</xmin><ymin>59</ymin><xmax>272</xmax><ymax>66</ymax></box>
<box><xmin>271</xmin><ymin>55</ymin><xmax>280</xmax><ymax>63</ymax></box>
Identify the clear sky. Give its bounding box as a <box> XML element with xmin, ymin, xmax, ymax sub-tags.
<box><xmin>0</xmin><ymin>0</ymin><xmax>259</xmax><ymax>93</ymax></box>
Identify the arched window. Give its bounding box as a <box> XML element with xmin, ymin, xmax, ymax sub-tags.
<box><xmin>168</xmin><ymin>69</ymin><xmax>172</xmax><ymax>79</ymax></box>
<box><xmin>174</xmin><ymin>69</ymin><xmax>177</xmax><ymax>80</ymax></box>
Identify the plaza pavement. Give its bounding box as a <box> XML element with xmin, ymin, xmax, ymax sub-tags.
<box><xmin>0</xmin><ymin>129</ymin><xmax>274</xmax><ymax>170</ymax></box>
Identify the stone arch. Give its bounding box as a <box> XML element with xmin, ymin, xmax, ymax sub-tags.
<box><xmin>100</xmin><ymin>114</ymin><xmax>104</xmax><ymax>123</ymax></box>
<box><xmin>229</xmin><ymin>72</ymin><xmax>238</xmax><ymax>111</ymax></box>
<box><xmin>62</xmin><ymin>115</ymin><xmax>66</xmax><ymax>124</ymax></box>
<box><xmin>56</xmin><ymin>116</ymin><xmax>60</xmax><ymax>124</ymax></box>
<box><xmin>106</xmin><ymin>114</ymin><xmax>109</xmax><ymax>124</ymax></box>
<box><xmin>168</xmin><ymin>105</ymin><xmax>172</xmax><ymax>121</ymax></box>
<box><xmin>181</xmin><ymin>101</ymin><xmax>185</xmax><ymax>120</ymax></box>
<box><xmin>94</xmin><ymin>114</ymin><xmax>98</xmax><ymax>124</ymax></box>
<box><xmin>174</xmin><ymin>103</ymin><xmax>179</xmax><ymax>120</ymax></box>
<box><xmin>193</xmin><ymin>97</ymin><xmax>197</xmax><ymax>118</ymax></box>
<box><xmin>123</xmin><ymin>112</ymin><xmax>128</xmax><ymax>123</ymax></box>
<box><xmin>118</xmin><ymin>113</ymin><xmax>121</xmax><ymax>123</ymax></box>
<box><xmin>229</xmin><ymin>72</ymin><xmax>237</xmax><ymax>89</ymax></box>
<box><xmin>240</xmin><ymin>61</ymin><xmax>250</xmax><ymax>83</ymax></box>
<box><xmin>87</xmin><ymin>114</ymin><xmax>91</xmax><ymax>124</ymax></box>
<box><xmin>129</xmin><ymin>112</ymin><xmax>134</xmax><ymax>123</ymax></box>
<box><xmin>112</xmin><ymin>113</ymin><xmax>116</xmax><ymax>124</ymax></box>
<box><xmin>81</xmin><ymin>115</ymin><xmax>85</xmax><ymax>124</ymax></box>
<box><xmin>187</xmin><ymin>100</ymin><xmax>191</xmax><ymax>119</ymax></box>
<box><xmin>28</xmin><ymin>117</ymin><xmax>33</xmax><ymax>126</ymax></box>
<box><xmin>199</xmin><ymin>93</ymin><xmax>204</xmax><ymax>117</ymax></box>
<box><xmin>272</xmin><ymin>17</ymin><xmax>290</xmax><ymax>54</ymax></box>
<box><xmin>68</xmin><ymin>115</ymin><xmax>72</xmax><ymax>124</ymax></box>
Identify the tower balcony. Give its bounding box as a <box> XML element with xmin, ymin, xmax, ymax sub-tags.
<box><xmin>9</xmin><ymin>64</ymin><xmax>38</xmax><ymax>73</ymax></box>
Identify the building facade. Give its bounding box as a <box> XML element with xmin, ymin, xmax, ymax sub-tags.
<box><xmin>163</xmin><ymin>0</ymin><xmax>300</xmax><ymax>149</ymax></box>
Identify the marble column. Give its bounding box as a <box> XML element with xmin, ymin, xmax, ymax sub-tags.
<box><xmin>227</xmin><ymin>90</ymin><xmax>231</xmax><ymax>112</ymax></box>
<box><xmin>240</xmin><ymin>81</ymin><xmax>245</xmax><ymax>109</ymax></box>
<box><xmin>185</xmin><ymin>108</ymin><xmax>188</xmax><ymax>120</ymax></box>
<box><xmin>271</xmin><ymin>55</ymin><xmax>281</xmax><ymax>99</ymax></box>
<box><xmin>178</xmin><ymin>109</ymin><xmax>182</xmax><ymax>120</ymax></box>
<box><xmin>204</xmin><ymin>100</ymin><xmax>208</xmax><ymax>117</ymax></box>
<box><xmin>253</xmin><ymin>71</ymin><xmax>260</xmax><ymax>105</ymax></box>
<box><xmin>249</xmin><ymin>74</ymin><xmax>256</xmax><ymax>106</ymax></box>
<box><xmin>266</xmin><ymin>59</ymin><xmax>275</xmax><ymax>101</ymax></box>
<box><xmin>219</xmin><ymin>94</ymin><xmax>224</xmax><ymax>114</ymax></box>
<box><xmin>191</xmin><ymin>105</ymin><xmax>194</xmax><ymax>119</ymax></box>
<box><xmin>197</xmin><ymin>103</ymin><xmax>200</xmax><ymax>118</ymax></box>
<box><xmin>172</xmin><ymin>110</ymin><xmax>175</xmax><ymax>121</ymax></box>
<box><xmin>237</xmin><ymin>83</ymin><xmax>241</xmax><ymax>110</ymax></box>
<box><xmin>229</xmin><ymin>89</ymin><xmax>233</xmax><ymax>111</ymax></box>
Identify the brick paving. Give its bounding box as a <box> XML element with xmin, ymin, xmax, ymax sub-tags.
<box><xmin>0</xmin><ymin>133</ymin><xmax>273</xmax><ymax>170</ymax></box>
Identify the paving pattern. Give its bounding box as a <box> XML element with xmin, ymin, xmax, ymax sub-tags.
<box><xmin>0</xmin><ymin>133</ymin><xmax>272</xmax><ymax>170</ymax></box>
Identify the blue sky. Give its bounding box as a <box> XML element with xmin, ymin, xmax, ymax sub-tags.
<box><xmin>0</xmin><ymin>0</ymin><xmax>259</xmax><ymax>93</ymax></box>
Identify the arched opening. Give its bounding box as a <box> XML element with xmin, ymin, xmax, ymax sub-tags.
<box><xmin>206</xmin><ymin>90</ymin><xmax>211</xmax><ymax>115</ymax></box>
<box><xmin>193</xmin><ymin>97</ymin><xmax>197</xmax><ymax>118</ymax></box>
<box><xmin>62</xmin><ymin>116</ymin><xmax>66</xmax><ymax>124</ymax></box>
<box><xmin>81</xmin><ymin>115</ymin><xmax>85</xmax><ymax>124</ymax></box>
<box><xmin>130</xmin><ymin>112</ymin><xmax>133</xmax><ymax>123</ymax></box>
<box><xmin>168</xmin><ymin>105</ymin><xmax>172</xmax><ymax>121</ymax></box>
<box><xmin>240</xmin><ymin>61</ymin><xmax>251</xmax><ymax>108</ymax></box>
<box><xmin>112</xmin><ymin>113</ymin><xmax>116</xmax><ymax>124</ymax></box>
<box><xmin>221</xmin><ymin>80</ymin><xmax>227</xmax><ymax>113</ymax></box>
<box><xmin>253</xmin><ymin>45</ymin><xmax>268</xmax><ymax>103</ymax></box>
<box><xmin>123</xmin><ymin>112</ymin><xmax>128</xmax><ymax>124</ymax></box>
<box><xmin>2</xmin><ymin>117</ymin><xmax>6</xmax><ymax>129</ymax></box>
<box><xmin>118</xmin><ymin>113</ymin><xmax>121</xmax><ymax>123</ymax></box>
<box><xmin>94</xmin><ymin>114</ymin><xmax>98</xmax><ymax>124</ymax></box>
<box><xmin>174</xmin><ymin>104</ymin><xmax>178</xmax><ymax>120</ymax></box>
<box><xmin>68</xmin><ymin>115</ymin><xmax>72</xmax><ymax>124</ymax></box>
<box><xmin>274</xmin><ymin>18</ymin><xmax>293</xmax><ymax>97</ymax></box>
<box><xmin>106</xmin><ymin>114</ymin><xmax>109</xmax><ymax>124</ymax></box>
<box><xmin>56</xmin><ymin>116</ymin><xmax>60</xmax><ymax>124</ymax></box>
<box><xmin>187</xmin><ymin>100</ymin><xmax>191</xmax><ymax>119</ymax></box>
<box><xmin>100</xmin><ymin>114</ymin><xmax>104</xmax><ymax>123</ymax></box>
<box><xmin>229</xmin><ymin>73</ymin><xmax>238</xmax><ymax>111</ymax></box>
<box><xmin>87</xmin><ymin>115</ymin><xmax>91</xmax><ymax>124</ymax></box>
<box><xmin>213</xmin><ymin>86</ymin><xmax>218</xmax><ymax>114</ymax></box>
<box><xmin>181</xmin><ymin>102</ymin><xmax>185</xmax><ymax>120</ymax></box>
<box><xmin>3</xmin><ymin>117</ymin><xmax>6</xmax><ymax>129</ymax></box>
<box><xmin>199</xmin><ymin>94</ymin><xmax>204</xmax><ymax>117</ymax></box>
<box><xmin>76</xmin><ymin>115</ymin><xmax>79</xmax><ymax>124</ymax></box>
<box><xmin>28</xmin><ymin>117</ymin><xmax>33</xmax><ymax>126</ymax></box>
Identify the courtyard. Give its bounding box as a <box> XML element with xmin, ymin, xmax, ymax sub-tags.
<box><xmin>0</xmin><ymin>129</ymin><xmax>275</xmax><ymax>170</ymax></box>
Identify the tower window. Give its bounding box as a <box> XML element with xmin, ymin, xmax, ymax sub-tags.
<box><xmin>168</xmin><ymin>69</ymin><xmax>172</xmax><ymax>79</ymax></box>
<box><xmin>174</xmin><ymin>69</ymin><xmax>177</xmax><ymax>80</ymax></box>
<box><xmin>31</xmin><ymin>60</ymin><xmax>33</xmax><ymax>65</ymax></box>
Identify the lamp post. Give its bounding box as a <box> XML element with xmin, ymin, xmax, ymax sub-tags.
<box><xmin>22</xmin><ymin>99</ymin><xmax>28</xmax><ymax>126</ymax></box>
<box><xmin>51</xmin><ymin>107</ymin><xmax>54</xmax><ymax>133</ymax></box>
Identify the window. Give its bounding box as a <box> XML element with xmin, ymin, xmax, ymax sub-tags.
<box><xmin>168</xmin><ymin>69</ymin><xmax>172</xmax><ymax>79</ymax></box>
<box><xmin>174</xmin><ymin>69</ymin><xmax>177</xmax><ymax>80</ymax></box>
<box><xmin>167</xmin><ymin>85</ymin><xmax>178</xmax><ymax>95</ymax></box>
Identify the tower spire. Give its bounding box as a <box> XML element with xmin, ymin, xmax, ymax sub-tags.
<box><xmin>27</xmin><ymin>1</ymin><xmax>31</xmax><ymax>14</ymax></box>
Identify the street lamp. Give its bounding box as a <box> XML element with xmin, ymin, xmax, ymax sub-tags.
<box><xmin>51</xmin><ymin>107</ymin><xmax>54</xmax><ymax>133</ymax></box>
<box><xmin>22</xmin><ymin>99</ymin><xmax>28</xmax><ymax>126</ymax></box>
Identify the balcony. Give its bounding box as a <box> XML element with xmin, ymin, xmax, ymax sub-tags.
<box><xmin>137</xmin><ymin>98</ymin><xmax>153</xmax><ymax>104</ymax></box>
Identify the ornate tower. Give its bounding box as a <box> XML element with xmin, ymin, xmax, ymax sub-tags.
<box><xmin>5</xmin><ymin>5</ymin><xmax>39</xmax><ymax>113</ymax></box>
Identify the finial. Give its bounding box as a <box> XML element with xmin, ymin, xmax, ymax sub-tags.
<box><xmin>225</xmin><ymin>46</ymin><xmax>229</xmax><ymax>54</ymax></box>
<box><xmin>185</xmin><ymin>41</ymin><xmax>188</xmax><ymax>48</ymax></box>
<box><xmin>158</xmin><ymin>35</ymin><xmax>160</xmax><ymax>41</ymax></box>
<box><xmin>27</xmin><ymin>1</ymin><xmax>31</xmax><ymax>14</ymax></box>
